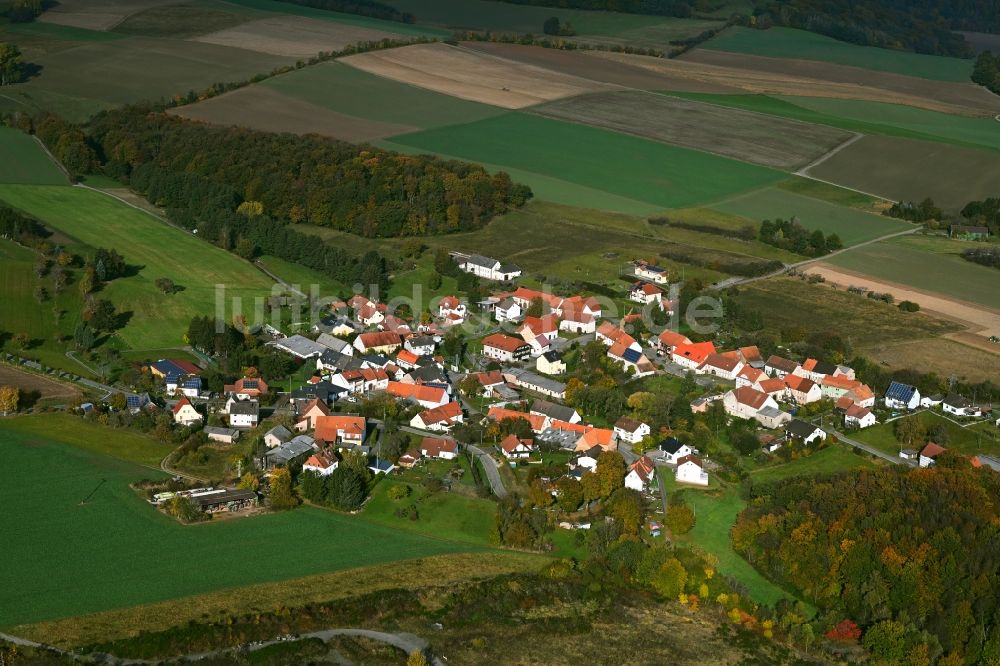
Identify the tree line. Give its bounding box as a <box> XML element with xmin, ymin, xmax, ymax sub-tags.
<box><xmin>759</xmin><ymin>217</ymin><xmax>842</xmax><ymax>257</ymax></box>
<box><xmin>273</xmin><ymin>0</ymin><xmax>413</xmax><ymax>23</ymax></box>
<box><xmin>973</xmin><ymin>51</ymin><xmax>1000</xmax><ymax>95</ymax></box>
<box><xmin>492</xmin><ymin>0</ymin><xmax>698</xmax><ymax>18</ymax></box>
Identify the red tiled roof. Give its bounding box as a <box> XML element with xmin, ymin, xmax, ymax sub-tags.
<box><xmin>732</xmin><ymin>387</ymin><xmax>771</xmax><ymax>409</ymax></box>
<box><xmin>357</xmin><ymin>332</ymin><xmax>401</xmax><ymax>349</ymax></box>
<box><xmin>421</xmin><ymin>437</ymin><xmax>458</xmax><ymax>457</ymax></box>
<box><xmin>757</xmin><ymin>378</ymin><xmax>786</xmax><ymax>395</ymax></box>
<box><xmin>783</xmin><ymin>374</ymin><xmax>816</xmax><ymax>393</ymax></box>
<box><xmin>673</xmin><ymin>341</ymin><xmax>716</xmax><ymax>364</ymax></box>
<box><xmin>474</xmin><ymin>370</ymin><xmax>504</xmax><ymax>386</ymax></box>
<box><xmin>676</xmin><ymin>454</ymin><xmax>702</xmax><ymax>468</ymax></box>
<box><xmin>500</xmin><ymin>433</ymin><xmax>534</xmax><ymax>454</ymax></box>
<box><xmin>314</xmin><ymin>415</ymin><xmax>366</xmax><ymax>441</ymax></box>
<box><xmin>386</xmin><ymin>381</ymin><xmax>447</xmax><ymax>404</ymax></box>
<box><xmin>483</xmin><ymin>333</ymin><xmax>529</xmax><ymax>353</ymax></box>
<box><xmin>172</xmin><ymin>398</ymin><xmax>193</xmax><ymax>415</ymax></box>
<box><xmin>305</xmin><ymin>454</ymin><xmax>335</xmax><ymax>469</ymax></box>
<box><xmin>700</xmin><ymin>352</ymin><xmax>740</xmax><ymax>372</ymax></box>
<box><xmin>417</xmin><ymin>401</ymin><xmax>462</xmax><ymax>425</ymax></box>
<box><xmin>920</xmin><ymin>442</ymin><xmax>946</xmax><ymax>459</ymax></box>
<box><xmin>738</xmin><ymin>346</ymin><xmax>762</xmax><ymax>363</ymax></box>
<box><xmin>487</xmin><ymin>407</ymin><xmax>546</xmax><ymax>432</ymax></box>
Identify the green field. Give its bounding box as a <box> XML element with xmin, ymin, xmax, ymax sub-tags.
<box><xmin>710</xmin><ymin>185</ymin><xmax>914</xmax><ymax>245</ymax></box>
<box><xmin>226</xmin><ymin>0</ymin><xmax>448</xmax><ymax>37</ymax></box>
<box><xmin>0</xmin><ymin>185</ymin><xmax>277</xmax><ymax>349</ymax></box>
<box><xmin>0</xmin><ymin>127</ymin><xmax>67</xmax><ymax>185</ymax></box>
<box><xmin>826</xmin><ymin>235</ymin><xmax>1000</xmax><ymax>311</ymax></box>
<box><xmin>702</xmin><ymin>26</ymin><xmax>973</xmax><ymax>82</ymax></box>
<box><xmin>0</xmin><ymin>425</ymin><xmax>475</xmax><ymax>627</ymax></box>
<box><xmin>749</xmin><ymin>444</ymin><xmax>876</xmax><ymax>484</ymax></box>
<box><xmin>389</xmin><ymin>113</ymin><xmax>786</xmax><ymax>211</ymax></box>
<box><xmin>854</xmin><ymin>411</ymin><xmax>1000</xmax><ymax>457</ymax></box>
<box><xmin>262</xmin><ymin>61</ymin><xmax>505</xmax><ymax>130</ymax></box>
<box><xmin>671</xmin><ymin>93</ymin><xmax>1000</xmax><ymax>153</ymax></box>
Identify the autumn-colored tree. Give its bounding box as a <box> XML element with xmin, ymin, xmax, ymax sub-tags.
<box><xmin>666</xmin><ymin>502</ymin><xmax>695</xmax><ymax>535</ymax></box>
<box><xmin>862</xmin><ymin>620</ymin><xmax>908</xmax><ymax>664</ymax></box>
<box><xmin>0</xmin><ymin>386</ymin><xmax>19</xmax><ymax>414</ymax></box>
<box><xmin>236</xmin><ymin>200</ymin><xmax>264</xmax><ymax>217</ymax></box>
<box><xmin>268</xmin><ymin>467</ymin><xmax>298</xmax><ymax>510</ymax></box>
<box><xmin>595</xmin><ymin>450</ymin><xmax>625</xmax><ymax>498</ymax></box>
<box><xmin>580</xmin><ymin>471</ymin><xmax>602</xmax><ymax>503</ymax></box>
<box><xmin>525</xmin><ymin>296</ymin><xmax>544</xmax><ymax>318</ymax></box>
<box><xmin>527</xmin><ymin>479</ymin><xmax>553</xmax><ymax>509</ymax></box>
<box><xmin>652</xmin><ymin>558</ymin><xmax>687</xmax><ymax>598</ymax></box>
<box><xmin>894</xmin><ymin>414</ymin><xmax>927</xmax><ymax>449</ymax></box>
<box><xmin>459</xmin><ymin>374</ymin><xmax>481</xmax><ymax>397</ymax></box>
<box><xmin>237</xmin><ymin>472</ymin><xmax>260</xmax><ymax>491</ymax></box>
<box><xmin>564</xmin><ymin>377</ymin><xmax>585</xmax><ymax>406</ymax></box>
<box><xmin>109</xmin><ymin>392</ymin><xmax>127</xmax><ymax>411</ymax></box>
<box><xmin>555</xmin><ymin>476</ymin><xmax>583</xmax><ymax>512</ymax></box>
<box><xmin>407</xmin><ymin>650</ymin><xmax>429</xmax><ymax>666</ymax></box>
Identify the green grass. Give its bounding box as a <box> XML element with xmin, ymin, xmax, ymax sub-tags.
<box><xmin>710</xmin><ymin>185</ymin><xmax>914</xmax><ymax>246</ymax></box>
<box><xmin>749</xmin><ymin>444</ymin><xmax>876</xmax><ymax>484</ymax></box>
<box><xmin>2</xmin><ymin>21</ymin><xmax>127</xmax><ymax>42</ymax></box>
<box><xmin>387</xmin><ymin>256</ymin><xmax>459</xmax><ymax>301</ymax></box>
<box><xmin>0</xmin><ymin>185</ymin><xmax>277</xmax><ymax>350</ymax></box>
<box><xmin>0</xmin><ymin>426</ymin><xmax>476</xmax><ymax>628</ymax></box>
<box><xmin>854</xmin><ymin>410</ymin><xmax>1000</xmax><ymax>457</ymax></box>
<box><xmin>775</xmin><ymin>177</ymin><xmax>881</xmax><ymax>210</ymax></box>
<box><xmin>670</xmin><ymin>93</ymin><xmax>1000</xmax><ymax>153</ymax></box>
<box><xmin>702</xmin><ymin>26</ymin><xmax>973</xmax><ymax>82</ymax></box>
<box><xmin>389</xmin><ymin>112</ymin><xmax>786</xmax><ymax>211</ymax></box>
<box><xmin>263</xmin><ymin>61</ymin><xmax>505</xmax><ymax>130</ymax></box>
<box><xmin>0</xmin><ymin>127</ymin><xmax>67</xmax><ymax>185</ymax></box>
<box><xmin>225</xmin><ymin>0</ymin><xmax>448</xmax><ymax>37</ymax></box>
<box><xmin>826</xmin><ymin>235</ymin><xmax>1000</xmax><ymax>311</ymax></box>
<box><xmin>361</xmin><ymin>478</ymin><xmax>497</xmax><ymax>545</ymax></box>
<box><xmin>256</xmin><ymin>254</ymin><xmax>347</xmax><ymax>298</ymax></box>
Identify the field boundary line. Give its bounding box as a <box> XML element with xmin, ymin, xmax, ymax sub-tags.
<box><xmin>795</xmin><ymin>131</ymin><xmax>864</xmax><ymax>174</ymax></box>
<box><xmin>30</xmin><ymin>136</ymin><xmax>72</xmax><ymax>184</ymax></box>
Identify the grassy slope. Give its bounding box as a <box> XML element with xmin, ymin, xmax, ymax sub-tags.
<box><xmin>825</xmin><ymin>235</ymin><xmax>1000</xmax><ymax>311</ymax></box>
<box><xmin>389</xmin><ymin>112</ymin><xmax>786</xmax><ymax>210</ymax></box>
<box><xmin>0</xmin><ymin>185</ymin><xmax>277</xmax><ymax>349</ymax></box>
<box><xmin>710</xmin><ymin>185</ymin><xmax>914</xmax><ymax>245</ymax></box>
<box><xmin>855</xmin><ymin>410</ymin><xmax>1000</xmax><ymax>457</ymax></box>
<box><xmin>702</xmin><ymin>26</ymin><xmax>973</xmax><ymax>82</ymax></box>
<box><xmin>262</xmin><ymin>61</ymin><xmax>505</xmax><ymax>129</ymax></box>
<box><xmin>0</xmin><ymin>428</ymin><xmax>476</xmax><ymax>628</ymax></box>
<box><xmin>749</xmin><ymin>444</ymin><xmax>876</xmax><ymax>484</ymax></box>
<box><xmin>0</xmin><ymin>128</ymin><xmax>67</xmax><ymax>185</ymax></box>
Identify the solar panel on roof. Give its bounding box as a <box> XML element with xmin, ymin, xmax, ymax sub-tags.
<box><xmin>243</xmin><ymin>379</ymin><xmax>258</xmax><ymax>389</ymax></box>
<box><xmin>622</xmin><ymin>348</ymin><xmax>642</xmax><ymax>363</ymax></box>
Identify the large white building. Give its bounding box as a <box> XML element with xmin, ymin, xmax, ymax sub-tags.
<box><xmin>457</xmin><ymin>254</ymin><xmax>522</xmax><ymax>281</ymax></box>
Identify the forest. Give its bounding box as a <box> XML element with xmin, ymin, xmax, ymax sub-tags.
<box><xmin>88</xmin><ymin>108</ymin><xmax>531</xmax><ymax>239</ymax></box>
<box><xmin>733</xmin><ymin>464</ymin><xmax>1000</xmax><ymax>664</ymax></box>
<box><xmin>758</xmin><ymin>218</ymin><xmax>842</xmax><ymax>257</ymax></box>
<box><xmin>960</xmin><ymin>197</ymin><xmax>1000</xmax><ymax>237</ymax></box>
<box><xmin>274</xmin><ymin>0</ymin><xmax>413</xmax><ymax>23</ymax></box>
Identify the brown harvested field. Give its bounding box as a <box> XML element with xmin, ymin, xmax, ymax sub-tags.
<box><xmin>0</xmin><ymin>365</ymin><xmax>80</xmax><ymax>401</ymax></box>
<box><xmin>461</xmin><ymin>41</ymin><xmax>743</xmax><ymax>93</ymax></box>
<box><xmin>590</xmin><ymin>51</ymin><xmax>989</xmax><ymax>116</ymax></box>
<box><xmin>806</xmin><ymin>134</ymin><xmax>1000</xmax><ymax>211</ymax></box>
<box><xmin>340</xmin><ymin>42</ymin><xmax>612</xmax><ymax>109</ymax></box>
<box><xmin>534</xmin><ymin>90</ymin><xmax>853</xmax><ymax>169</ymax></box>
<box><xmin>805</xmin><ymin>262</ymin><xmax>1000</xmax><ymax>340</ymax></box>
<box><xmin>169</xmin><ymin>86</ymin><xmax>415</xmax><ymax>142</ymax></box>
<box><xmin>681</xmin><ymin>49</ymin><xmax>1000</xmax><ymax>116</ymax></box>
<box><xmin>38</xmin><ymin>0</ymin><xmax>177</xmax><ymax>31</ymax></box>
<box><xmin>190</xmin><ymin>15</ymin><xmax>405</xmax><ymax>58</ymax></box>
<box><xmin>858</xmin><ymin>337</ymin><xmax>1000</xmax><ymax>383</ymax></box>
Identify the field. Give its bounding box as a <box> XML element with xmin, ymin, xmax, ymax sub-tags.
<box><xmin>858</xmin><ymin>337</ymin><xmax>1000</xmax><ymax>384</ymax></box>
<box><xmin>111</xmin><ymin>0</ymin><xmax>262</xmax><ymax>38</ymax></box>
<box><xmin>748</xmin><ymin>444</ymin><xmax>877</xmax><ymax>485</ymax></box>
<box><xmin>192</xmin><ymin>15</ymin><xmax>407</xmax><ymax>57</ymax></box>
<box><xmin>0</xmin><ymin>185</ymin><xmax>278</xmax><ymax>350</ymax></box>
<box><xmin>256</xmin><ymin>255</ymin><xmax>347</xmax><ymax>299</ymax></box>
<box><xmin>854</xmin><ymin>410</ymin><xmax>1000</xmax><ymax>458</ymax></box>
<box><xmin>2</xmin><ymin>413</ymin><xmax>172</xmax><ymax>467</ymax></box>
<box><xmin>700</xmin><ymin>26</ymin><xmax>973</xmax><ymax>82</ymax></box>
<box><xmin>533</xmin><ymin>90</ymin><xmax>853</xmax><ymax>170</ymax></box>
<box><xmin>389</xmin><ymin>112</ymin><xmax>785</xmax><ymax>211</ymax></box>
<box><xmin>0</xmin><ymin>365</ymin><xmax>80</xmax><ymax>403</ymax></box>
<box><xmin>37</xmin><ymin>0</ymin><xmax>181</xmax><ymax>30</ymax></box>
<box><xmin>734</xmin><ymin>277</ymin><xmax>961</xmax><ymax>347</ymax></box>
<box><xmin>340</xmin><ymin>42</ymin><xmax>611</xmax><ymax>109</ymax></box>
<box><xmin>709</xmin><ymin>185</ymin><xmax>913</xmax><ymax>245</ymax></box>
<box><xmin>0</xmin><ymin>128</ymin><xmax>66</xmax><ymax>185</ymax></box>
<box><xmin>0</xmin><ymin>426</ymin><xmax>476</xmax><ymax>628</ymax></box>
<box><xmin>824</xmin><ymin>235</ymin><xmax>1000</xmax><ymax>312</ymax></box>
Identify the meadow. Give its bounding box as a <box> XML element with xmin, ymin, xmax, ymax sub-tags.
<box><xmin>710</xmin><ymin>185</ymin><xmax>913</xmax><ymax>245</ymax></box>
<box><xmin>854</xmin><ymin>411</ymin><xmax>1000</xmax><ymax>458</ymax></box>
<box><xmin>111</xmin><ymin>0</ymin><xmax>262</xmax><ymax>38</ymax></box>
<box><xmin>825</xmin><ymin>235</ymin><xmax>1000</xmax><ymax>311</ymax></box>
<box><xmin>0</xmin><ymin>185</ymin><xmax>278</xmax><ymax>350</ymax></box>
<box><xmin>858</xmin><ymin>337</ymin><xmax>1000</xmax><ymax>384</ymax></box>
<box><xmin>389</xmin><ymin>112</ymin><xmax>786</xmax><ymax>211</ymax></box>
<box><xmin>807</xmin><ymin>134</ymin><xmax>1000</xmax><ymax>211</ymax></box>
<box><xmin>748</xmin><ymin>444</ymin><xmax>876</xmax><ymax>485</ymax></box>
<box><xmin>0</xmin><ymin>127</ymin><xmax>66</xmax><ymax>185</ymax></box>
<box><xmin>701</xmin><ymin>26</ymin><xmax>973</xmax><ymax>82</ymax></box>
<box><xmin>0</xmin><ymin>427</ymin><xmax>475</xmax><ymax>628</ymax></box>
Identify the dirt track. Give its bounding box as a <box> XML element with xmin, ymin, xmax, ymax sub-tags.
<box><xmin>0</xmin><ymin>365</ymin><xmax>80</xmax><ymax>401</ymax></box>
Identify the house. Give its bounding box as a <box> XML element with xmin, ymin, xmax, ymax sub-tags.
<box><xmin>166</xmin><ymin>374</ymin><xmax>202</xmax><ymax>398</ymax></box>
<box><xmin>224</xmin><ymin>377</ymin><xmax>268</xmax><ymax>399</ymax></box>
<box><xmin>950</xmin><ymin>224</ymin><xmax>990</xmax><ymax>240</ymax></box>
<box><xmin>884</xmin><ymin>381</ymin><xmax>921</xmax><ymax>410</ymax></box>
<box><xmin>356</xmin><ymin>302</ymin><xmax>385</xmax><ymax>327</ymax></box>
<box><xmin>368</xmin><ymin>458</ymin><xmax>396</xmax><ymax>475</ymax></box>
<box><xmin>698</xmin><ymin>353</ymin><xmax>744</xmax><ymax>381</ymax></box>
<box><xmin>783</xmin><ymin>374</ymin><xmax>823</xmax><ymax>404</ymax></box>
<box><xmin>314</xmin><ymin>415</ymin><xmax>366</xmax><ymax>445</ymax></box>
<box><xmin>494</xmin><ymin>298</ymin><xmax>522</xmax><ymax>323</ymax></box>
<box><xmin>504</xmin><ymin>368</ymin><xmax>567</xmax><ymax>399</ymax></box>
<box><xmin>302</xmin><ymin>453</ymin><xmax>338</xmax><ymax>476</ymax></box>
<box><xmin>411</xmin><ymin>401</ymin><xmax>464</xmax><ymax>432</ymax></box>
<box><xmin>625</xmin><ymin>455</ymin><xmax>656</xmax><ymax>492</ymax></box>
<box><xmin>724</xmin><ymin>387</ymin><xmax>779</xmax><ymax>421</ymax></box>
<box><xmin>386</xmin><ymin>381</ymin><xmax>449</xmax><ymax>409</ymax></box>
<box><xmin>608</xmin><ymin>341</ymin><xmax>656</xmax><ymax>378</ymax></box>
<box><xmin>394</xmin><ymin>349</ymin><xmax>422</xmax><ymax>371</ymax></box>
<box><xmin>172</xmin><ymin>398</ymin><xmax>202</xmax><ymax>426</ymax></box>
<box><xmin>229</xmin><ymin>399</ymin><xmax>259</xmax><ymax>428</ymax></box>
<box><xmin>458</xmin><ymin>254</ymin><xmax>521</xmax><ymax>281</ymax></box>
<box><xmin>658</xmin><ymin>437</ymin><xmax>693</xmax><ymax>465</ymax></box>
<box><xmin>264</xmin><ymin>424</ymin><xmax>293</xmax><ymax>448</ymax></box>
<box><xmin>820</xmin><ymin>374</ymin><xmax>875</xmax><ymax>407</ymax></box>
<box><xmin>404</xmin><ymin>335</ymin><xmax>437</xmax><ymax>357</ymax></box>
<box><xmin>656</xmin><ymin>330</ymin><xmax>692</xmax><ymax>353</ymax></box>
<box><xmin>844</xmin><ymin>403</ymin><xmax>876</xmax><ymax>429</ymax></box>
<box><xmin>675</xmin><ymin>454</ymin><xmax>708</xmax><ymax>486</ymax></box>
<box><xmin>785</xmin><ymin>419</ymin><xmax>826</xmax><ymax>445</ymax></box>
<box><xmin>482</xmin><ymin>334</ymin><xmax>531</xmax><ymax>363</ymax></box>
<box><xmin>264</xmin><ymin>435</ymin><xmax>316</xmax><ymax>469</ymax></box>
<box><xmin>353</xmin><ymin>332</ymin><xmax>402</xmax><ymax>355</ymax></box>
<box><xmin>943</xmin><ymin>393</ymin><xmax>981</xmax><ymax>417</ymax></box>
<box><xmin>735</xmin><ymin>365</ymin><xmax>765</xmax><ymax>389</ymax></box>
<box><xmin>519</xmin><ymin>315</ymin><xmax>559</xmax><ymax>344</ymax></box>
<box><xmin>755</xmin><ymin>377</ymin><xmax>786</xmax><ymax>398</ymax></box>
<box><xmin>971</xmin><ymin>455</ymin><xmax>1000</xmax><ymax>472</ymax></box>
<box><xmin>398</xmin><ymin>449</ymin><xmax>422</xmax><ymax>468</ymax></box>
<box><xmin>273</xmin><ymin>334</ymin><xmax>326</xmax><ymax>359</ymax></box>
<box><xmin>537</xmin><ymin>350</ymin><xmax>567</xmax><ymax>375</ymax></box>
<box><xmin>421</xmin><ymin>436</ymin><xmax>458</xmax><ymax>460</ymax></box>
<box><xmin>630</xmin><ymin>281</ymin><xmax>664</xmax><ymax>304</ymax></box>
<box><xmin>614</xmin><ymin>417</ymin><xmax>650</xmax><ymax>444</ymax></box>
<box><xmin>499</xmin><ymin>434</ymin><xmax>535</xmax><ymax>459</ymax></box>
<box><xmin>203</xmin><ymin>426</ymin><xmax>240</xmax><ymax>444</ymax></box>
<box><xmin>150</xmin><ymin>358</ymin><xmax>202</xmax><ymax>379</ymax></box>
<box><xmin>919</xmin><ymin>442</ymin><xmax>947</xmax><ymax>468</ymax></box>
<box><xmin>571</xmin><ymin>446</ymin><xmax>603</xmax><ymax>472</ymax></box>
<box><xmin>921</xmin><ymin>394</ymin><xmax>944</xmax><ymax>408</ymax></box>
<box><xmin>488</xmin><ymin>406</ymin><xmax>548</xmax><ymax>433</ymax></box>
<box><xmin>316</xmin><ymin>333</ymin><xmax>353</xmax><ymax>356</ymax></box>
<box><xmin>331</xmin><ymin>368</ymin><xmax>390</xmax><ymax>395</ymax></box>
<box><xmin>633</xmin><ymin>260</ymin><xmax>668</xmax><ymax>284</ymax></box>
<box><xmin>672</xmin><ymin>341</ymin><xmax>717</xmax><ymax>371</ymax></box>
<box><xmin>558</xmin><ymin>307</ymin><xmax>596</xmax><ymax>334</ymax></box>
<box><xmin>295</xmin><ymin>398</ymin><xmax>331</xmax><ymax>431</ymax></box>
<box><xmin>472</xmin><ymin>370</ymin><xmax>505</xmax><ymax>395</ymax></box>
<box><xmin>794</xmin><ymin>358</ymin><xmax>838</xmax><ymax>383</ymax></box>
<box><xmin>755</xmin><ymin>406</ymin><xmax>792</xmax><ymax>429</ymax></box>
<box><xmin>437</xmin><ymin>295</ymin><xmax>467</xmax><ymax>321</ymax></box>
<box><xmin>381</xmin><ymin>314</ymin><xmax>413</xmax><ymax>335</ymax></box>
<box><xmin>312</xmin><ymin>315</ymin><xmax>357</xmax><ymax>338</ymax></box>
<box><xmin>899</xmin><ymin>448</ymin><xmax>918</xmax><ymax>461</ymax></box>
<box><xmin>738</xmin><ymin>345</ymin><xmax>764</xmax><ymax>369</ymax></box>
<box><xmin>574</xmin><ymin>427</ymin><xmax>617</xmax><ymax>452</ymax></box>
<box><xmin>531</xmin><ymin>399</ymin><xmax>581</xmax><ymax>424</ymax></box>
<box><xmin>764</xmin><ymin>355</ymin><xmax>800</xmax><ymax>378</ymax></box>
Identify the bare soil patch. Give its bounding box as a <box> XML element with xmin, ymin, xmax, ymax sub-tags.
<box><xmin>39</xmin><ymin>0</ymin><xmax>178</xmax><ymax>31</ymax></box>
<box><xmin>170</xmin><ymin>86</ymin><xmax>415</xmax><ymax>142</ymax></box>
<box><xmin>681</xmin><ymin>49</ymin><xmax>1000</xmax><ymax>116</ymax></box>
<box><xmin>858</xmin><ymin>337</ymin><xmax>1000</xmax><ymax>382</ymax></box>
<box><xmin>461</xmin><ymin>41</ymin><xmax>742</xmax><ymax>93</ymax></box>
<box><xmin>0</xmin><ymin>364</ymin><xmax>80</xmax><ymax>401</ymax></box>
<box><xmin>191</xmin><ymin>15</ymin><xmax>405</xmax><ymax>58</ymax></box>
<box><xmin>806</xmin><ymin>262</ymin><xmax>1000</xmax><ymax>340</ymax></box>
<box><xmin>592</xmin><ymin>51</ymin><xmax>989</xmax><ymax>117</ymax></box>
<box><xmin>341</xmin><ymin>42</ymin><xmax>612</xmax><ymax>109</ymax></box>
<box><xmin>534</xmin><ymin>89</ymin><xmax>852</xmax><ymax>169</ymax></box>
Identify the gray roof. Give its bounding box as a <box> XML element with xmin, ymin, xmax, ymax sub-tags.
<box><xmin>498</xmin><ymin>262</ymin><xmax>521</xmax><ymax>274</ymax></box>
<box><xmin>264</xmin><ymin>425</ymin><xmax>292</xmax><ymax>442</ymax></box>
<box><xmin>274</xmin><ymin>334</ymin><xmax>326</xmax><ymax>358</ymax></box>
<box><xmin>203</xmin><ymin>426</ymin><xmax>240</xmax><ymax>439</ymax></box>
<box><xmin>406</xmin><ymin>335</ymin><xmax>436</xmax><ymax>349</ymax></box>
<box><xmin>505</xmin><ymin>368</ymin><xmax>566</xmax><ymax>395</ymax></box>
<box><xmin>265</xmin><ymin>436</ymin><xmax>315</xmax><ymax>465</ymax></box>
<box><xmin>530</xmin><ymin>399</ymin><xmax>577</xmax><ymax>423</ymax></box>
<box><xmin>407</xmin><ymin>364</ymin><xmax>447</xmax><ymax>384</ymax></box>
<box><xmin>976</xmin><ymin>455</ymin><xmax>1000</xmax><ymax>472</ymax></box>
<box><xmin>757</xmin><ymin>406</ymin><xmax>785</xmax><ymax>419</ymax></box>
<box><xmin>465</xmin><ymin>254</ymin><xmax>499</xmax><ymax>269</ymax></box>
<box><xmin>786</xmin><ymin>419</ymin><xmax>821</xmax><ymax>439</ymax></box>
<box><xmin>190</xmin><ymin>488</ymin><xmax>257</xmax><ymax>509</ymax></box>
<box><xmin>316</xmin><ymin>333</ymin><xmax>351</xmax><ymax>353</ymax></box>
<box><xmin>229</xmin><ymin>400</ymin><xmax>259</xmax><ymax>416</ymax></box>
<box><xmin>497</xmin><ymin>297</ymin><xmax>518</xmax><ymax>311</ymax></box>
<box><xmin>537</xmin><ymin>428</ymin><xmax>580</xmax><ymax>449</ymax></box>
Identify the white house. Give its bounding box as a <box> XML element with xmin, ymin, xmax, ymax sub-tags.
<box><xmin>264</xmin><ymin>424</ymin><xmax>293</xmax><ymax>448</ymax></box>
<box><xmin>499</xmin><ymin>434</ymin><xmax>536</xmax><ymax>459</ymax></box>
<box><xmin>458</xmin><ymin>254</ymin><xmax>522</xmax><ymax>281</ymax></box>
<box><xmin>919</xmin><ymin>442</ymin><xmax>946</xmax><ymax>468</ymax></box>
<box><xmin>421</xmin><ymin>436</ymin><xmax>459</xmax><ymax>460</ymax></box>
<box><xmin>410</xmin><ymin>401</ymin><xmax>464</xmax><ymax>432</ymax></box>
<box><xmin>494</xmin><ymin>298</ymin><xmax>522</xmax><ymax>323</ymax></box>
<box><xmin>625</xmin><ymin>456</ymin><xmax>656</xmax><ymax>492</ymax></box>
<box><xmin>764</xmin><ymin>355</ymin><xmax>800</xmax><ymax>378</ymax></box>
<box><xmin>844</xmin><ymin>404</ymin><xmax>876</xmax><ymax>429</ymax></box>
<box><xmin>303</xmin><ymin>453</ymin><xmax>338</xmax><ymax>476</ymax></box>
<box><xmin>537</xmin><ymin>351</ymin><xmax>567</xmax><ymax>376</ymax></box>
<box><xmin>629</xmin><ymin>281</ymin><xmax>663</xmax><ymax>305</ymax></box>
<box><xmin>723</xmin><ymin>387</ymin><xmax>779</xmax><ymax>421</ymax></box>
<box><xmin>481</xmin><ymin>334</ymin><xmax>531</xmax><ymax>363</ymax></box>
<box><xmin>697</xmin><ymin>353</ymin><xmax>744</xmax><ymax>381</ymax></box>
<box><xmin>614</xmin><ymin>417</ymin><xmax>650</xmax><ymax>445</ymax></box>
<box><xmin>558</xmin><ymin>308</ymin><xmax>596</xmax><ymax>334</ymax></box>
<box><xmin>633</xmin><ymin>260</ymin><xmax>668</xmax><ymax>284</ymax></box>
<box><xmin>203</xmin><ymin>426</ymin><xmax>240</xmax><ymax>444</ymax></box>
<box><xmin>783</xmin><ymin>374</ymin><xmax>823</xmax><ymax>404</ymax></box>
<box><xmin>785</xmin><ymin>419</ymin><xmax>826</xmax><ymax>445</ymax></box>
<box><xmin>658</xmin><ymin>438</ymin><xmax>693</xmax><ymax>465</ymax></box>
<box><xmin>943</xmin><ymin>393</ymin><xmax>981</xmax><ymax>417</ymax></box>
<box><xmin>884</xmin><ymin>381</ymin><xmax>921</xmax><ymax>410</ymax></box>
<box><xmin>675</xmin><ymin>455</ymin><xmax>708</xmax><ymax>486</ymax></box>
<box><xmin>228</xmin><ymin>400</ymin><xmax>259</xmax><ymax>428</ymax></box>
<box><xmin>671</xmin><ymin>342</ymin><xmax>716</xmax><ymax>372</ymax></box>
<box><xmin>172</xmin><ymin>398</ymin><xmax>202</xmax><ymax>426</ymax></box>
<box><xmin>404</xmin><ymin>335</ymin><xmax>437</xmax><ymax>357</ymax></box>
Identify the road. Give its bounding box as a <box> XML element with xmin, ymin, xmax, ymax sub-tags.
<box><xmin>826</xmin><ymin>427</ymin><xmax>915</xmax><ymax>467</ymax></box>
<box><xmin>465</xmin><ymin>443</ymin><xmax>509</xmax><ymax>499</ymax></box>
